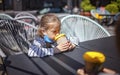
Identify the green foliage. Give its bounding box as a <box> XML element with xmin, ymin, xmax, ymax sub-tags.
<box><xmin>116</xmin><ymin>0</ymin><xmax>120</xmax><ymax>3</ymax></box>
<box><xmin>81</xmin><ymin>0</ymin><xmax>90</xmax><ymax>8</ymax></box>
<box><xmin>80</xmin><ymin>0</ymin><xmax>95</xmax><ymax>12</ymax></box>
<box><xmin>80</xmin><ymin>0</ymin><xmax>120</xmax><ymax>13</ymax></box>
<box><xmin>116</xmin><ymin>0</ymin><xmax>120</xmax><ymax>10</ymax></box>
<box><xmin>105</xmin><ymin>0</ymin><xmax>120</xmax><ymax>13</ymax></box>
<box><xmin>105</xmin><ymin>3</ymin><xmax>119</xmax><ymax>14</ymax></box>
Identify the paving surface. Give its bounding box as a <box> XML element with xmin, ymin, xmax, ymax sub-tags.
<box><xmin>103</xmin><ymin>25</ymin><xmax>115</xmax><ymax>36</ymax></box>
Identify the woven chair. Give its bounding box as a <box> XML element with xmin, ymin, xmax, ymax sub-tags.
<box><xmin>14</xmin><ymin>16</ymin><xmax>38</xmax><ymax>26</ymax></box>
<box><xmin>60</xmin><ymin>15</ymin><xmax>111</xmax><ymax>42</ymax></box>
<box><xmin>0</xmin><ymin>13</ymin><xmax>13</xmax><ymax>20</ymax></box>
<box><xmin>15</xmin><ymin>12</ymin><xmax>38</xmax><ymax>21</ymax></box>
<box><xmin>14</xmin><ymin>12</ymin><xmax>38</xmax><ymax>41</ymax></box>
<box><xmin>0</xmin><ymin>20</ymin><xmax>30</xmax><ymax>55</ymax></box>
<box><xmin>0</xmin><ymin>20</ymin><xmax>27</xmax><ymax>74</ymax></box>
<box><xmin>14</xmin><ymin>12</ymin><xmax>38</xmax><ymax>26</ymax></box>
<box><xmin>15</xmin><ymin>12</ymin><xmax>37</xmax><ymax>19</ymax></box>
<box><xmin>0</xmin><ymin>20</ymin><xmax>38</xmax><ymax>74</ymax></box>
<box><xmin>17</xmin><ymin>20</ymin><xmax>38</xmax><ymax>42</ymax></box>
<box><xmin>14</xmin><ymin>15</ymin><xmax>38</xmax><ymax>41</ymax></box>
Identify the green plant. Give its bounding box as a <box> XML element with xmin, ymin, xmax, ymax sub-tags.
<box><xmin>116</xmin><ymin>0</ymin><xmax>120</xmax><ymax>11</ymax></box>
<box><xmin>105</xmin><ymin>3</ymin><xmax>119</xmax><ymax>14</ymax></box>
<box><xmin>80</xmin><ymin>0</ymin><xmax>95</xmax><ymax>12</ymax></box>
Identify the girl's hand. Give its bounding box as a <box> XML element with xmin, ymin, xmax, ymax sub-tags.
<box><xmin>102</xmin><ymin>68</ymin><xmax>117</xmax><ymax>74</ymax></box>
<box><xmin>56</xmin><ymin>41</ymin><xmax>76</xmax><ymax>52</ymax></box>
<box><xmin>67</xmin><ymin>41</ymin><xmax>76</xmax><ymax>50</ymax></box>
<box><xmin>56</xmin><ymin>41</ymin><xmax>70</xmax><ymax>52</ymax></box>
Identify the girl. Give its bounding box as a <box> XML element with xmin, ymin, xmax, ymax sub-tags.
<box><xmin>28</xmin><ymin>13</ymin><xmax>75</xmax><ymax>57</ymax></box>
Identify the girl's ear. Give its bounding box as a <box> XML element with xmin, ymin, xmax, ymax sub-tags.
<box><xmin>42</xmin><ymin>29</ymin><xmax>47</xmax><ymax>35</ymax></box>
<box><xmin>38</xmin><ymin>27</ymin><xmax>45</xmax><ymax>35</ymax></box>
<box><xmin>43</xmin><ymin>32</ymin><xmax>47</xmax><ymax>35</ymax></box>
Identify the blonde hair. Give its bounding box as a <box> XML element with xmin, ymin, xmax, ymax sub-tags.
<box><xmin>37</xmin><ymin>13</ymin><xmax>61</xmax><ymax>37</ymax></box>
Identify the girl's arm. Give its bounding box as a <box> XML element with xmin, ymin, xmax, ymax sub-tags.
<box><xmin>28</xmin><ymin>40</ymin><xmax>60</xmax><ymax>57</ymax></box>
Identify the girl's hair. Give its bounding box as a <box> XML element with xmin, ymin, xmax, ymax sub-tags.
<box><xmin>37</xmin><ymin>13</ymin><xmax>61</xmax><ymax>37</ymax></box>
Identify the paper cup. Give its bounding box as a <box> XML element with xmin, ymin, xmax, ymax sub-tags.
<box><xmin>83</xmin><ymin>51</ymin><xmax>105</xmax><ymax>74</ymax></box>
<box><xmin>55</xmin><ymin>34</ymin><xmax>68</xmax><ymax>45</ymax></box>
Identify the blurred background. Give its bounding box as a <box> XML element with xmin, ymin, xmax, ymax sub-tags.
<box><xmin>0</xmin><ymin>0</ymin><xmax>113</xmax><ymax>11</ymax></box>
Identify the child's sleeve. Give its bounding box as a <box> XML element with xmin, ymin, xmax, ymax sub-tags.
<box><xmin>28</xmin><ymin>40</ymin><xmax>61</xmax><ymax>57</ymax></box>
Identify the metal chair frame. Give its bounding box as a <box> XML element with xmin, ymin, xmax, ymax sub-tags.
<box><xmin>0</xmin><ymin>13</ymin><xmax>13</xmax><ymax>20</ymax></box>
<box><xmin>15</xmin><ymin>12</ymin><xmax>38</xmax><ymax>21</ymax></box>
<box><xmin>61</xmin><ymin>15</ymin><xmax>111</xmax><ymax>42</ymax></box>
<box><xmin>0</xmin><ymin>19</ymin><xmax>38</xmax><ymax>74</ymax></box>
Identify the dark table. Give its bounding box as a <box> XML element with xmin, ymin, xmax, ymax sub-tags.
<box><xmin>80</xmin><ymin>36</ymin><xmax>120</xmax><ymax>72</ymax></box>
<box><xmin>6</xmin><ymin>36</ymin><xmax>120</xmax><ymax>75</ymax></box>
<box><xmin>80</xmin><ymin>36</ymin><xmax>119</xmax><ymax>59</ymax></box>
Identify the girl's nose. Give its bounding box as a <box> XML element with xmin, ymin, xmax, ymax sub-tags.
<box><xmin>56</xmin><ymin>33</ymin><xmax>59</xmax><ymax>36</ymax></box>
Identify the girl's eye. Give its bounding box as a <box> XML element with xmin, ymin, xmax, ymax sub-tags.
<box><xmin>52</xmin><ymin>29</ymin><xmax>59</xmax><ymax>33</ymax></box>
<box><xmin>53</xmin><ymin>31</ymin><xmax>57</xmax><ymax>33</ymax></box>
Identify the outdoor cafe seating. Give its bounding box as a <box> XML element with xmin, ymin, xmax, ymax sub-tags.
<box><xmin>1</xmin><ymin>14</ymin><xmax>120</xmax><ymax>75</ymax></box>
<box><xmin>0</xmin><ymin>19</ymin><xmax>38</xmax><ymax>74</ymax></box>
<box><xmin>3</xmin><ymin>35</ymin><xmax>120</xmax><ymax>75</ymax></box>
<box><xmin>0</xmin><ymin>13</ymin><xmax>14</xmax><ymax>20</ymax></box>
<box><xmin>14</xmin><ymin>12</ymin><xmax>38</xmax><ymax>26</ymax></box>
<box><xmin>60</xmin><ymin>15</ymin><xmax>111</xmax><ymax>42</ymax></box>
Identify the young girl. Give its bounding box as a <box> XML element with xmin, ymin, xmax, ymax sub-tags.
<box><xmin>28</xmin><ymin>13</ymin><xmax>75</xmax><ymax>57</ymax></box>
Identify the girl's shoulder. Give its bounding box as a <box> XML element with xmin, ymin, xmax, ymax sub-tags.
<box><xmin>34</xmin><ymin>35</ymin><xmax>44</xmax><ymax>43</ymax></box>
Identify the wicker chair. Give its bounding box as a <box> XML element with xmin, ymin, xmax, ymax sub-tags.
<box><xmin>0</xmin><ymin>19</ymin><xmax>37</xmax><ymax>74</ymax></box>
<box><xmin>14</xmin><ymin>16</ymin><xmax>38</xmax><ymax>26</ymax></box>
<box><xmin>0</xmin><ymin>13</ymin><xmax>13</xmax><ymax>20</ymax></box>
<box><xmin>14</xmin><ymin>13</ymin><xmax>38</xmax><ymax>41</ymax></box>
<box><xmin>15</xmin><ymin>12</ymin><xmax>38</xmax><ymax>20</ymax></box>
<box><xmin>15</xmin><ymin>12</ymin><xmax>37</xmax><ymax>20</ymax></box>
<box><xmin>60</xmin><ymin>15</ymin><xmax>111</xmax><ymax>42</ymax></box>
<box><xmin>0</xmin><ymin>19</ymin><xmax>37</xmax><ymax>53</ymax></box>
<box><xmin>14</xmin><ymin>12</ymin><xmax>38</xmax><ymax>26</ymax></box>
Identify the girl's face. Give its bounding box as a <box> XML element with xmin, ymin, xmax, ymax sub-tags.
<box><xmin>44</xmin><ymin>22</ymin><xmax>60</xmax><ymax>40</ymax></box>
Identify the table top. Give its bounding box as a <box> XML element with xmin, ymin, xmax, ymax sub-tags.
<box><xmin>6</xmin><ymin>47</ymin><xmax>86</xmax><ymax>75</ymax></box>
<box><xmin>6</xmin><ymin>36</ymin><xmax>120</xmax><ymax>75</ymax></box>
<box><xmin>80</xmin><ymin>36</ymin><xmax>120</xmax><ymax>59</ymax></box>
<box><xmin>80</xmin><ymin>36</ymin><xmax>120</xmax><ymax>72</ymax></box>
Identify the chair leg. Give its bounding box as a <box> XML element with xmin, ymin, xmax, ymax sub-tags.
<box><xmin>0</xmin><ymin>56</ymin><xmax>7</xmax><ymax>75</ymax></box>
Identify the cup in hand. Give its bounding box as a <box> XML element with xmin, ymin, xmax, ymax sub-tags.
<box><xmin>54</xmin><ymin>34</ymin><xmax>68</xmax><ymax>45</ymax></box>
<box><xmin>69</xmin><ymin>37</ymin><xmax>79</xmax><ymax>46</ymax></box>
